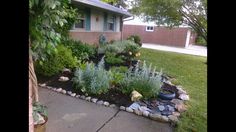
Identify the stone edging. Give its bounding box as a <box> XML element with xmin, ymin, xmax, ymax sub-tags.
<box><xmin>39</xmin><ymin>82</ymin><xmax>189</xmax><ymax>125</ymax></box>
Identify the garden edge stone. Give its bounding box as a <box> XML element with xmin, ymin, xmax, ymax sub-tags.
<box><xmin>39</xmin><ymin>83</ymin><xmax>190</xmax><ymax>123</ymax></box>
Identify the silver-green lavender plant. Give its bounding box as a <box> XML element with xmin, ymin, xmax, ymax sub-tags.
<box><xmin>120</xmin><ymin>61</ymin><xmax>163</xmax><ymax>99</ymax></box>
<box><xmin>72</xmin><ymin>57</ymin><xmax>112</xmax><ymax>95</ymax></box>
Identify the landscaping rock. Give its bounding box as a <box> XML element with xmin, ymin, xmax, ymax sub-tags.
<box><xmin>168</xmin><ymin>115</ymin><xmax>179</xmax><ymax>123</ymax></box>
<box><xmin>179</xmin><ymin>94</ymin><xmax>189</xmax><ymax>101</ymax></box>
<box><xmin>80</xmin><ymin>95</ymin><xmax>86</xmax><ymax>100</ymax></box>
<box><xmin>97</xmin><ymin>100</ymin><xmax>104</xmax><ymax>105</ymax></box>
<box><xmin>75</xmin><ymin>95</ymin><xmax>80</xmax><ymax>98</ymax></box>
<box><xmin>129</xmin><ymin>102</ymin><xmax>141</xmax><ymax>110</ymax></box>
<box><xmin>161</xmin><ymin>116</ymin><xmax>169</xmax><ymax>122</ymax></box>
<box><xmin>171</xmin><ymin>99</ymin><xmax>184</xmax><ymax>105</ymax></box>
<box><xmin>137</xmin><ymin>101</ymin><xmax>147</xmax><ymax>107</ymax></box>
<box><xmin>103</xmin><ymin>101</ymin><xmax>109</xmax><ymax>106</ymax></box>
<box><xmin>71</xmin><ymin>93</ymin><xmax>76</xmax><ymax>97</ymax></box>
<box><xmin>109</xmin><ymin>104</ymin><xmax>116</xmax><ymax>108</ymax></box>
<box><xmin>39</xmin><ymin>83</ymin><xmax>46</xmax><ymax>87</ymax></box>
<box><xmin>167</xmin><ymin>105</ymin><xmax>175</xmax><ymax>112</ymax></box>
<box><xmin>149</xmin><ymin>113</ymin><xmax>162</xmax><ymax>121</ymax></box>
<box><xmin>131</xmin><ymin>90</ymin><xmax>143</xmax><ymax>101</ymax></box>
<box><xmin>56</xmin><ymin>88</ymin><xmax>62</xmax><ymax>92</ymax></box>
<box><xmin>67</xmin><ymin>91</ymin><xmax>72</xmax><ymax>95</ymax></box>
<box><xmin>61</xmin><ymin>90</ymin><xmax>67</xmax><ymax>94</ymax></box>
<box><xmin>91</xmin><ymin>98</ymin><xmax>98</xmax><ymax>103</ymax></box>
<box><xmin>47</xmin><ymin>86</ymin><xmax>52</xmax><ymax>89</ymax></box>
<box><xmin>161</xmin><ymin>110</ymin><xmax>172</xmax><ymax>116</ymax></box>
<box><xmin>176</xmin><ymin>86</ymin><xmax>187</xmax><ymax>94</ymax></box>
<box><xmin>126</xmin><ymin>107</ymin><xmax>134</xmax><ymax>113</ymax></box>
<box><xmin>175</xmin><ymin>104</ymin><xmax>187</xmax><ymax>113</ymax></box>
<box><xmin>172</xmin><ymin>112</ymin><xmax>180</xmax><ymax>117</ymax></box>
<box><xmin>62</xmin><ymin>68</ymin><xmax>71</xmax><ymax>73</ymax></box>
<box><xmin>85</xmin><ymin>96</ymin><xmax>91</xmax><ymax>102</ymax></box>
<box><xmin>158</xmin><ymin>105</ymin><xmax>165</xmax><ymax>111</ymax></box>
<box><xmin>52</xmin><ymin>88</ymin><xmax>57</xmax><ymax>91</ymax></box>
<box><xmin>58</xmin><ymin>76</ymin><xmax>69</xmax><ymax>82</ymax></box>
<box><xmin>120</xmin><ymin>106</ymin><xmax>126</xmax><ymax>111</ymax></box>
<box><xmin>134</xmin><ymin>109</ymin><xmax>142</xmax><ymax>116</ymax></box>
<box><xmin>142</xmin><ymin>111</ymin><xmax>150</xmax><ymax>117</ymax></box>
<box><xmin>138</xmin><ymin>106</ymin><xmax>151</xmax><ymax>113</ymax></box>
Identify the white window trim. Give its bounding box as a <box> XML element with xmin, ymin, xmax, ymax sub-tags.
<box><xmin>73</xmin><ymin>13</ymin><xmax>86</xmax><ymax>29</ymax></box>
<box><xmin>146</xmin><ymin>26</ymin><xmax>154</xmax><ymax>32</ymax></box>
<box><xmin>107</xmin><ymin>15</ymin><xmax>115</xmax><ymax>31</ymax></box>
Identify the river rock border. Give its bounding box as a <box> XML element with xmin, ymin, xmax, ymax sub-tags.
<box><xmin>39</xmin><ymin>81</ymin><xmax>189</xmax><ymax>125</ymax></box>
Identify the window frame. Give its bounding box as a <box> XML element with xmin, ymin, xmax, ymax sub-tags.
<box><xmin>73</xmin><ymin>11</ymin><xmax>86</xmax><ymax>29</ymax></box>
<box><xmin>107</xmin><ymin>15</ymin><xmax>115</xmax><ymax>31</ymax></box>
<box><xmin>146</xmin><ymin>26</ymin><xmax>154</xmax><ymax>32</ymax></box>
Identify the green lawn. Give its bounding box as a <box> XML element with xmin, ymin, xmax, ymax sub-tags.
<box><xmin>139</xmin><ymin>48</ymin><xmax>207</xmax><ymax>132</ymax></box>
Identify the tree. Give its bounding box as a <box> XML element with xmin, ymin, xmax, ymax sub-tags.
<box><xmin>101</xmin><ymin>0</ymin><xmax>128</xmax><ymax>9</ymax></box>
<box><xmin>29</xmin><ymin>0</ymin><xmax>77</xmax><ymax>102</ymax></box>
<box><xmin>131</xmin><ymin>0</ymin><xmax>207</xmax><ymax>42</ymax></box>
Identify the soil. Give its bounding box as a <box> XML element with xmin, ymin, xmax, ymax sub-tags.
<box><xmin>37</xmin><ymin>72</ymin><xmax>133</xmax><ymax>107</ymax></box>
<box><xmin>36</xmin><ymin>55</ymin><xmax>174</xmax><ymax>108</ymax></box>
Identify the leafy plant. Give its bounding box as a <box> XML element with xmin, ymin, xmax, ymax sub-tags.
<box><xmin>62</xmin><ymin>38</ymin><xmax>96</xmax><ymax>61</ymax></box>
<box><xmin>33</xmin><ymin>102</ymin><xmax>47</xmax><ymax>124</ymax></box>
<box><xmin>101</xmin><ymin>40</ymin><xmax>141</xmax><ymax>65</ymax></box>
<box><xmin>35</xmin><ymin>45</ymin><xmax>78</xmax><ymax>76</ymax></box>
<box><xmin>105</xmin><ymin>52</ymin><xmax>124</xmax><ymax>65</ymax></box>
<box><xmin>120</xmin><ymin>61</ymin><xmax>163</xmax><ymax>99</ymax></box>
<box><xmin>72</xmin><ymin>57</ymin><xmax>112</xmax><ymax>95</ymax></box>
<box><xmin>110</xmin><ymin>66</ymin><xmax>128</xmax><ymax>86</ymax></box>
<box><xmin>30</xmin><ymin>0</ymin><xmax>78</xmax><ymax>61</ymax></box>
<box><xmin>127</xmin><ymin>35</ymin><xmax>142</xmax><ymax>47</ymax></box>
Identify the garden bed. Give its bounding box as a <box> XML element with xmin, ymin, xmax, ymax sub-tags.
<box><xmin>37</xmin><ymin>72</ymin><xmax>133</xmax><ymax>107</ymax></box>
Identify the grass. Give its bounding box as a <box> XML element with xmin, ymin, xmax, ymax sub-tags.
<box><xmin>139</xmin><ymin>48</ymin><xmax>207</xmax><ymax>132</ymax></box>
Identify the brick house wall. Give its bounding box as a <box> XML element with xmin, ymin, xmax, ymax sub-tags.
<box><xmin>123</xmin><ymin>25</ymin><xmax>195</xmax><ymax>47</ymax></box>
<box><xmin>69</xmin><ymin>31</ymin><xmax>121</xmax><ymax>46</ymax></box>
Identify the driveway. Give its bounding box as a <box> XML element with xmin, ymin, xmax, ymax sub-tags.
<box><xmin>39</xmin><ymin>88</ymin><xmax>173</xmax><ymax>132</ymax></box>
<box><xmin>142</xmin><ymin>43</ymin><xmax>207</xmax><ymax>57</ymax></box>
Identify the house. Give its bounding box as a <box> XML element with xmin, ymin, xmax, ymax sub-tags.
<box><xmin>123</xmin><ymin>17</ymin><xmax>197</xmax><ymax>48</ymax></box>
<box><xmin>70</xmin><ymin>0</ymin><xmax>132</xmax><ymax>45</ymax></box>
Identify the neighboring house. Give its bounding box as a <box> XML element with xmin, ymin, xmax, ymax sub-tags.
<box><xmin>123</xmin><ymin>17</ymin><xmax>197</xmax><ymax>48</ymax></box>
<box><xmin>70</xmin><ymin>0</ymin><xmax>132</xmax><ymax>45</ymax></box>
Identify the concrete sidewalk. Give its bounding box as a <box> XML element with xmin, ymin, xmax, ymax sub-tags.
<box><xmin>39</xmin><ymin>88</ymin><xmax>173</xmax><ymax>132</ymax></box>
<box><xmin>142</xmin><ymin>43</ymin><xmax>207</xmax><ymax>57</ymax></box>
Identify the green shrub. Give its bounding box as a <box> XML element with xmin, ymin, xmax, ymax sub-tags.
<box><xmin>62</xmin><ymin>38</ymin><xmax>96</xmax><ymax>61</ymax></box>
<box><xmin>110</xmin><ymin>66</ymin><xmax>128</xmax><ymax>73</ymax></box>
<box><xmin>72</xmin><ymin>57</ymin><xmax>112</xmax><ymax>95</ymax></box>
<box><xmin>127</xmin><ymin>35</ymin><xmax>142</xmax><ymax>47</ymax></box>
<box><xmin>102</xmin><ymin>40</ymin><xmax>141</xmax><ymax>64</ymax></box>
<box><xmin>35</xmin><ymin>45</ymin><xmax>78</xmax><ymax>76</ymax></box>
<box><xmin>120</xmin><ymin>61</ymin><xmax>162</xmax><ymax>99</ymax></box>
<box><xmin>110</xmin><ymin>66</ymin><xmax>128</xmax><ymax>86</ymax></box>
<box><xmin>196</xmin><ymin>36</ymin><xmax>207</xmax><ymax>46</ymax></box>
<box><xmin>105</xmin><ymin>52</ymin><xmax>124</xmax><ymax>65</ymax></box>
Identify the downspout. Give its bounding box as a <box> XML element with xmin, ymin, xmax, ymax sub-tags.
<box><xmin>121</xmin><ymin>16</ymin><xmax>134</xmax><ymax>40</ymax></box>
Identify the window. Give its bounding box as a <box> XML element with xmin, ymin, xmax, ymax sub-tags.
<box><xmin>146</xmin><ymin>26</ymin><xmax>154</xmax><ymax>32</ymax></box>
<box><xmin>74</xmin><ymin>12</ymin><xmax>85</xmax><ymax>29</ymax></box>
<box><xmin>107</xmin><ymin>15</ymin><xmax>115</xmax><ymax>31</ymax></box>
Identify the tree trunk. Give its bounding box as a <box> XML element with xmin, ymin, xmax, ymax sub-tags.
<box><xmin>29</xmin><ymin>75</ymin><xmax>34</xmax><ymax>132</ymax></box>
<box><xmin>29</xmin><ymin>49</ymin><xmax>39</xmax><ymax>102</ymax></box>
<box><xmin>29</xmin><ymin>38</ymin><xmax>38</xmax><ymax>132</ymax></box>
